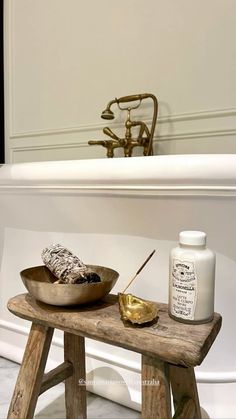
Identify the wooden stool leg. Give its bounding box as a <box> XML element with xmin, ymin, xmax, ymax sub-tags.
<box><xmin>170</xmin><ymin>365</ymin><xmax>201</xmax><ymax>419</ymax></box>
<box><xmin>64</xmin><ymin>333</ymin><xmax>87</xmax><ymax>419</ymax></box>
<box><xmin>7</xmin><ymin>323</ymin><xmax>54</xmax><ymax>419</ymax></box>
<box><xmin>142</xmin><ymin>355</ymin><xmax>172</xmax><ymax>419</ymax></box>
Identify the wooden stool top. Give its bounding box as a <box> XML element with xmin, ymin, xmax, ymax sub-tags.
<box><xmin>8</xmin><ymin>293</ymin><xmax>221</xmax><ymax>367</ymax></box>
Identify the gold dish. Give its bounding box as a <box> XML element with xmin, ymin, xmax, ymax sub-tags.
<box><xmin>20</xmin><ymin>265</ymin><xmax>119</xmax><ymax>306</ymax></box>
<box><xmin>118</xmin><ymin>293</ymin><xmax>158</xmax><ymax>324</ymax></box>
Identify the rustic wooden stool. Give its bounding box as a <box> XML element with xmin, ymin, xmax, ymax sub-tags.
<box><xmin>7</xmin><ymin>293</ymin><xmax>221</xmax><ymax>419</ymax></box>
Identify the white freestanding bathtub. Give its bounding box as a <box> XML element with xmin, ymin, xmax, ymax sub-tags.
<box><xmin>0</xmin><ymin>154</ymin><xmax>236</xmax><ymax>418</ymax></box>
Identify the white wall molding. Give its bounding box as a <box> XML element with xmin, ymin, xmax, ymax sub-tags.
<box><xmin>10</xmin><ymin>123</ymin><xmax>109</xmax><ymax>139</ymax></box>
<box><xmin>157</xmin><ymin>128</ymin><xmax>236</xmax><ymax>142</ymax></box>
<box><xmin>9</xmin><ymin>107</ymin><xmax>236</xmax><ymax>139</ymax></box>
<box><xmin>9</xmin><ymin>129</ymin><xmax>236</xmax><ymax>163</ymax></box>
<box><xmin>158</xmin><ymin>107</ymin><xmax>236</xmax><ymax>123</ymax></box>
<box><xmin>7</xmin><ymin>107</ymin><xmax>236</xmax><ymax>162</ymax></box>
<box><xmin>10</xmin><ymin>141</ymin><xmax>89</xmax><ymax>164</ymax></box>
<box><xmin>1</xmin><ymin>318</ymin><xmax>235</xmax><ymax>384</ymax></box>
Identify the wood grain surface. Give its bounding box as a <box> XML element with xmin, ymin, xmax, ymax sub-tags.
<box><xmin>64</xmin><ymin>333</ymin><xmax>87</xmax><ymax>419</ymax></box>
<box><xmin>7</xmin><ymin>323</ymin><xmax>53</xmax><ymax>419</ymax></box>
<box><xmin>8</xmin><ymin>293</ymin><xmax>222</xmax><ymax>367</ymax></box>
<box><xmin>142</xmin><ymin>355</ymin><xmax>172</xmax><ymax>419</ymax></box>
<box><xmin>40</xmin><ymin>361</ymin><xmax>73</xmax><ymax>395</ymax></box>
<box><xmin>170</xmin><ymin>365</ymin><xmax>201</xmax><ymax>419</ymax></box>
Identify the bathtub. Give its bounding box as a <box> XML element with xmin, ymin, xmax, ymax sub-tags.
<box><xmin>0</xmin><ymin>154</ymin><xmax>235</xmax><ymax>418</ymax></box>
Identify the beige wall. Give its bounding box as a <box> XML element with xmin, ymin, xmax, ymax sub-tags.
<box><xmin>4</xmin><ymin>0</ymin><xmax>236</xmax><ymax>162</ymax></box>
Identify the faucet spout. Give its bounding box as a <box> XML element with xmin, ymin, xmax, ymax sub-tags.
<box><xmin>88</xmin><ymin>139</ymin><xmax>122</xmax><ymax>158</ymax></box>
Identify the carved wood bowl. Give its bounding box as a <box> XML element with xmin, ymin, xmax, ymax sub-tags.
<box><xmin>20</xmin><ymin>265</ymin><xmax>119</xmax><ymax>306</ymax></box>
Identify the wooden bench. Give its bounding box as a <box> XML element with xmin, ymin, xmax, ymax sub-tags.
<box><xmin>7</xmin><ymin>293</ymin><xmax>222</xmax><ymax>419</ymax></box>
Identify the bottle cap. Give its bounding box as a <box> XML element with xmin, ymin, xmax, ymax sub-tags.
<box><xmin>179</xmin><ymin>231</ymin><xmax>206</xmax><ymax>246</ymax></box>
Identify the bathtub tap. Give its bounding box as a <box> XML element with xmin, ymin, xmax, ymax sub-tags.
<box><xmin>88</xmin><ymin>93</ymin><xmax>158</xmax><ymax>158</ymax></box>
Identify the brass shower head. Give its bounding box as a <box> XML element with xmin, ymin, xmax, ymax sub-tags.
<box><xmin>101</xmin><ymin>108</ymin><xmax>115</xmax><ymax>120</ymax></box>
<box><xmin>101</xmin><ymin>98</ymin><xmax>118</xmax><ymax>120</ymax></box>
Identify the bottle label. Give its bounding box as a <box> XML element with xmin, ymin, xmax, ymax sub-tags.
<box><xmin>171</xmin><ymin>258</ymin><xmax>197</xmax><ymax>320</ymax></box>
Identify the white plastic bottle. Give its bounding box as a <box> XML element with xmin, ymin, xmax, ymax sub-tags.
<box><xmin>169</xmin><ymin>231</ymin><xmax>215</xmax><ymax>324</ymax></box>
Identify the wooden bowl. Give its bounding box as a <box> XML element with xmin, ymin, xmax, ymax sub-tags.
<box><xmin>20</xmin><ymin>265</ymin><xmax>119</xmax><ymax>306</ymax></box>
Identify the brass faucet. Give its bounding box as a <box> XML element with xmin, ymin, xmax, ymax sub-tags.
<box><xmin>88</xmin><ymin>93</ymin><xmax>158</xmax><ymax>158</ymax></box>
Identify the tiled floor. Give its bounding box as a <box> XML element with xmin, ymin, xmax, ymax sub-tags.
<box><xmin>0</xmin><ymin>357</ymin><xmax>140</xmax><ymax>419</ymax></box>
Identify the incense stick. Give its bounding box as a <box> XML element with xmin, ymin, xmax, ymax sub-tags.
<box><xmin>122</xmin><ymin>249</ymin><xmax>156</xmax><ymax>293</ymax></box>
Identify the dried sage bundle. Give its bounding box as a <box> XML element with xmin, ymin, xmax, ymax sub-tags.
<box><xmin>41</xmin><ymin>244</ymin><xmax>100</xmax><ymax>284</ymax></box>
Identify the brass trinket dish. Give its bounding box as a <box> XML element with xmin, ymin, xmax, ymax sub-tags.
<box><xmin>118</xmin><ymin>293</ymin><xmax>158</xmax><ymax>324</ymax></box>
<box><xmin>118</xmin><ymin>250</ymin><xmax>158</xmax><ymax>325</ymax></box>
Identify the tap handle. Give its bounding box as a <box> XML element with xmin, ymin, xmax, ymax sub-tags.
<box><xmin>103</xmin><ymin>127</ymin><xmax>119</xmax><ymax>141</ymax></box>
<box><xmin>88</xmin><ymin>140</ymin><xmax>106</xmax><ymax>146</ymax></box>
<box><xmin>116</xmin><ymin>93</ymin><xmax>150</xmax><ymax>104</ymax></box>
